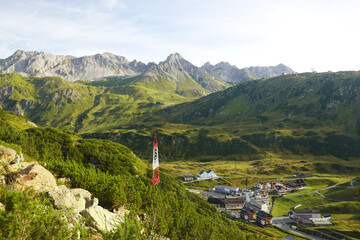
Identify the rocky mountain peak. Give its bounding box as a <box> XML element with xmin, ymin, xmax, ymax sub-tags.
<box><xmin>214</xmin><ymin>61</ymin><xmax>233</xmax><ymax>68</ymax></box>
<box><xmin>13</xmin><ymin>49</ymin><xmax>25</xmax><ymax>56</ymax></box>
<box><xmin>165</xmin><ymin>53</ymin><xmax>184</xmax><ymax>62</ymax></box>
<box><xmin>158</xmin><ymin>53</ymin><xmax>197</xmax><ymax>76</ymax></box>
<box><xmin>201</xmin><ymin>62</ymin><xmax>212</xmax><ymax>69</ymax></box>
<box><xmin>160</xmin><ymin>53</ymin><xmax>187</xmax><ymax>69</ymax></box>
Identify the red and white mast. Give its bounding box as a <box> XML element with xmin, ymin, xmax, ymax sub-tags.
<box><xmin>152</xmin><ymin>134</ymin><xmax>160</xmax><ymax>186</ymax></box>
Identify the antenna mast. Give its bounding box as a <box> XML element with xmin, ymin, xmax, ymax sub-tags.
<box><xmin>152</xmin><ymin>134</ymin><xmax>160</xmax><ymax>186</ymax></box>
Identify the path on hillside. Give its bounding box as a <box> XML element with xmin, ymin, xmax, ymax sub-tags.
<box><xmin>315</xmin><ymin>191</ymin><xmax>360</xmax><ymax>203</ymax></box>
<box><xmin>283</xmin><ymin>184</ymin><xmax>340</xmax><ymax>197</ymax></box>
<box><xmin>283</xmin><ymin>184</ymin><xmax>360</xmax><ymax>200</ymax></box>
<box><xmin>282</xmin><ymin>183</ymin><xmax>360</xmax><ymax>203</ymax></box>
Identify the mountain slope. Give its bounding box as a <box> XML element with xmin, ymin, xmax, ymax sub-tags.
<box><xmin>155</xmin><ymin>71</ymin><xmax>360</xmax><ymax>132</ymax></box>
<box><xmin>0</xmin><ymin>109</ymin><xmax>274</xmax><ymax>239</ymax></box>
<box><xmin>0</xmin><ymin>73</ymin><xmax>190</xmax><ymax>133</ymax></box>
<box><xmin>87</xmin><ymin>71</ymin><xmax>360</xmax><ymax>161</ymax></box>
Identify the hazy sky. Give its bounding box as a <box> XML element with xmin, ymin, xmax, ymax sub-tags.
<box><xmin>0</xmin><ymin>0</ymin><xmax>359</xmax><ymax>72</ymax></box>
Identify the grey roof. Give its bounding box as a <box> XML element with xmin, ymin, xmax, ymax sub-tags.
<box><xmin>241</xmin><ymin>207</ymin><xmax>256</xmax><ymax>213</ymax></box>
<box><xmin>215</xmin><ymin>185</ymin><xmax>239</xmax><ymax>191</ymax></box>
<box><xmin>294</xmin><ymin>209</ymin><xmax>320</xmax><ymax>213</ymax></box>
<box><xmin>256</xmin><ymin>210</ymin><xmax>272</xmax><ymax>218</ymax></box>
<box><xmin>184</xmin><ymin>174</ymin><xmax>193</xmax><ymax>177</ymax></box>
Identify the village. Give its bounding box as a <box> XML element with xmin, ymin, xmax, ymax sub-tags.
<box><xmin>185</xmin><ymin>170</ymin><xmax>333</xmax><ymax>239</ymax></box>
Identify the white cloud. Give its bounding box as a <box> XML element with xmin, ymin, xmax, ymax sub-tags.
<box><xmin>103</xmin><ymin>0</ymin><xmax>127</xmax><ymax>10</ymax></box>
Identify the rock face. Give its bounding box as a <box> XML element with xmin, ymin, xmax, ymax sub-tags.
<box><xmin>0</xmin><ymin>50</ymin><xmax>147</xmax><ymax>82</ymax></box>
<box><xmin>48</xmin><ymin>184</ymin><xmax>127</xmax><ymax>232</ymax></box>
<box><xmin>49</xmin><ymin>184</ymin><xmax>126</xmax><ymax>232</ymax></box>
<box><xmin>200</xmin><ymin>62</ymin><xmax>296</xmax><ymax>83</ymax></box>
<box><xmin>0</xmin><ymin>86</ymin><xmax>34</xmax><ymax>116</ymax></box>
<box><xmin>7</xmin><ymin>163</ymin><xmax>57</xmax><ymax>193</ymax></box>
<box><xmin>71</xmin><ymin>188</ymin><xmax>92</xmax><ymax>211</ymax></box>
<box><xmin>49</xmin><ymin>185</ymin><xmax>85</xmax><ymax>212</ymax></box>
<box><xmin>81</xmin><ymin>205</ymin><xmax>125</xmax><ymax>232</ymax></box>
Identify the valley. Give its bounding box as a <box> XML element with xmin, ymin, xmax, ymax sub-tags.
<box><xmin>2</xmin><ymin>0</ymin><xmax>360</xmax><ymax>239</ymax></box>
<box><xmin>0</xmin><ymin>65</ymin><xmax>360</xmax><ymax>239</ymax></box>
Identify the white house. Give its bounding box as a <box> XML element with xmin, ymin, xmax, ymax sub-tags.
<box><xmin>195</xmin><ymin>169</ymin><xmax>218</xmax><ymax>180</ymax></box>
<box><xmin>257</xmin><ymin>182</ymin><xmax>272</xmax><ymax>190</ymax></box>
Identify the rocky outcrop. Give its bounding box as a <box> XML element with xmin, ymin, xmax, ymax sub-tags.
<box><xmin>49</xmin><ymin>185</ymin><xmax>84</xmax><ymax>212</ymax></box>
<box><xmin>0</xmin><ymin>145</ymin><xmax>23</xmax><ymax>165</ymax></box>
<box><xmin>6</xmin><ymin>163</ymin><xmax>57</xmax><ymax>193</ymax></box>
<box><xmin>0</xmin><ymin>202</ymin><xmax>5</xmax><ymax>212</ymax></box>
<box><xmin>81</xmin><ymin>204</ymin><xmax>125</xmax><ymax>232</ymax></box>
<box><xmin>49</xmin><ymin>185</ymin><xmax>94</xmax><ymax>213</ymax></box>
<box><xmin>71</xmin><ymin>188</ymin><xmax>92</xmax><ymax>208</ymax></box>
<box><xmin>0</xmin><ymin>145</ymin><xmax>25</xmax><ymax>175</ymax></box>
<box><xmin>0</xmin><ymin>146</ymin><xmax>56</xmax><ymax>194</ymax></box>
<box><xmin>49</xmin><ymin>184</ymin><xmax>126</xmax><ymax>232</ymax></box>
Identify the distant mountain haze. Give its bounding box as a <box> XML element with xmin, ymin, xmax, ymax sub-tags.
<box><xmin>0</xmin><ymin>50</ymin><xmax>295</xmax><ymax>84</ymax></box>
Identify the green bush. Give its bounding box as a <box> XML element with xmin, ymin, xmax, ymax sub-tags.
<box><xmin>0</xmin><ymin>189</ymin><xmax>86</xmax><ymax>239</ymax></box>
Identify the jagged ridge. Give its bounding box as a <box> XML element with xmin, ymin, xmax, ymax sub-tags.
<box><xmin>0</xmin><ymin>50</ymin><xmax>295</xmax><ymax>96</ymax></box>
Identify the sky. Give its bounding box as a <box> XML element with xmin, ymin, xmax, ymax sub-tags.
<box><xmin>0</xmin><ymin>0</ymin><xmax>360</xmax><ymax>72</ymax></box>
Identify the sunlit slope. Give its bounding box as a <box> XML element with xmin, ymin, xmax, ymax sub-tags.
<box><xmin>88</xmin><ymin>72</ymin><xmax>360</xmax><ymax>160</ymax></box>
<box><xmin>0</xmin><ymin>73</ymin><xmax>192</xmax><ymax>133</ymax></box>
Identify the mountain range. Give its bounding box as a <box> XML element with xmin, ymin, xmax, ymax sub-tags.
<box><xmin>0</xmin><ymin>50</ymin><xmax>295</xmax><ymax>97</ymax></box>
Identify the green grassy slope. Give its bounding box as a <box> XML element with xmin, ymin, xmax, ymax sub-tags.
<box><xmin>153</xmin><ymin>72</ymin><xmax>360</xmax><ymax>132</ymax></box>
<box><xmin>0</xmin><ymin>73</ymin><xmax>194</xmax><ymax>133</ymax></box>
<box><xmin>89</xmin><ymin>71</ymin><xmax>360</xmax><ymax>161</ymax></box>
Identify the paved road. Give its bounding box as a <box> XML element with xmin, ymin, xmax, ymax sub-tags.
<box><xmin>272</xmin><ymin>217</ymin><xmax>327</xmax><ymax>240</ymax></box>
